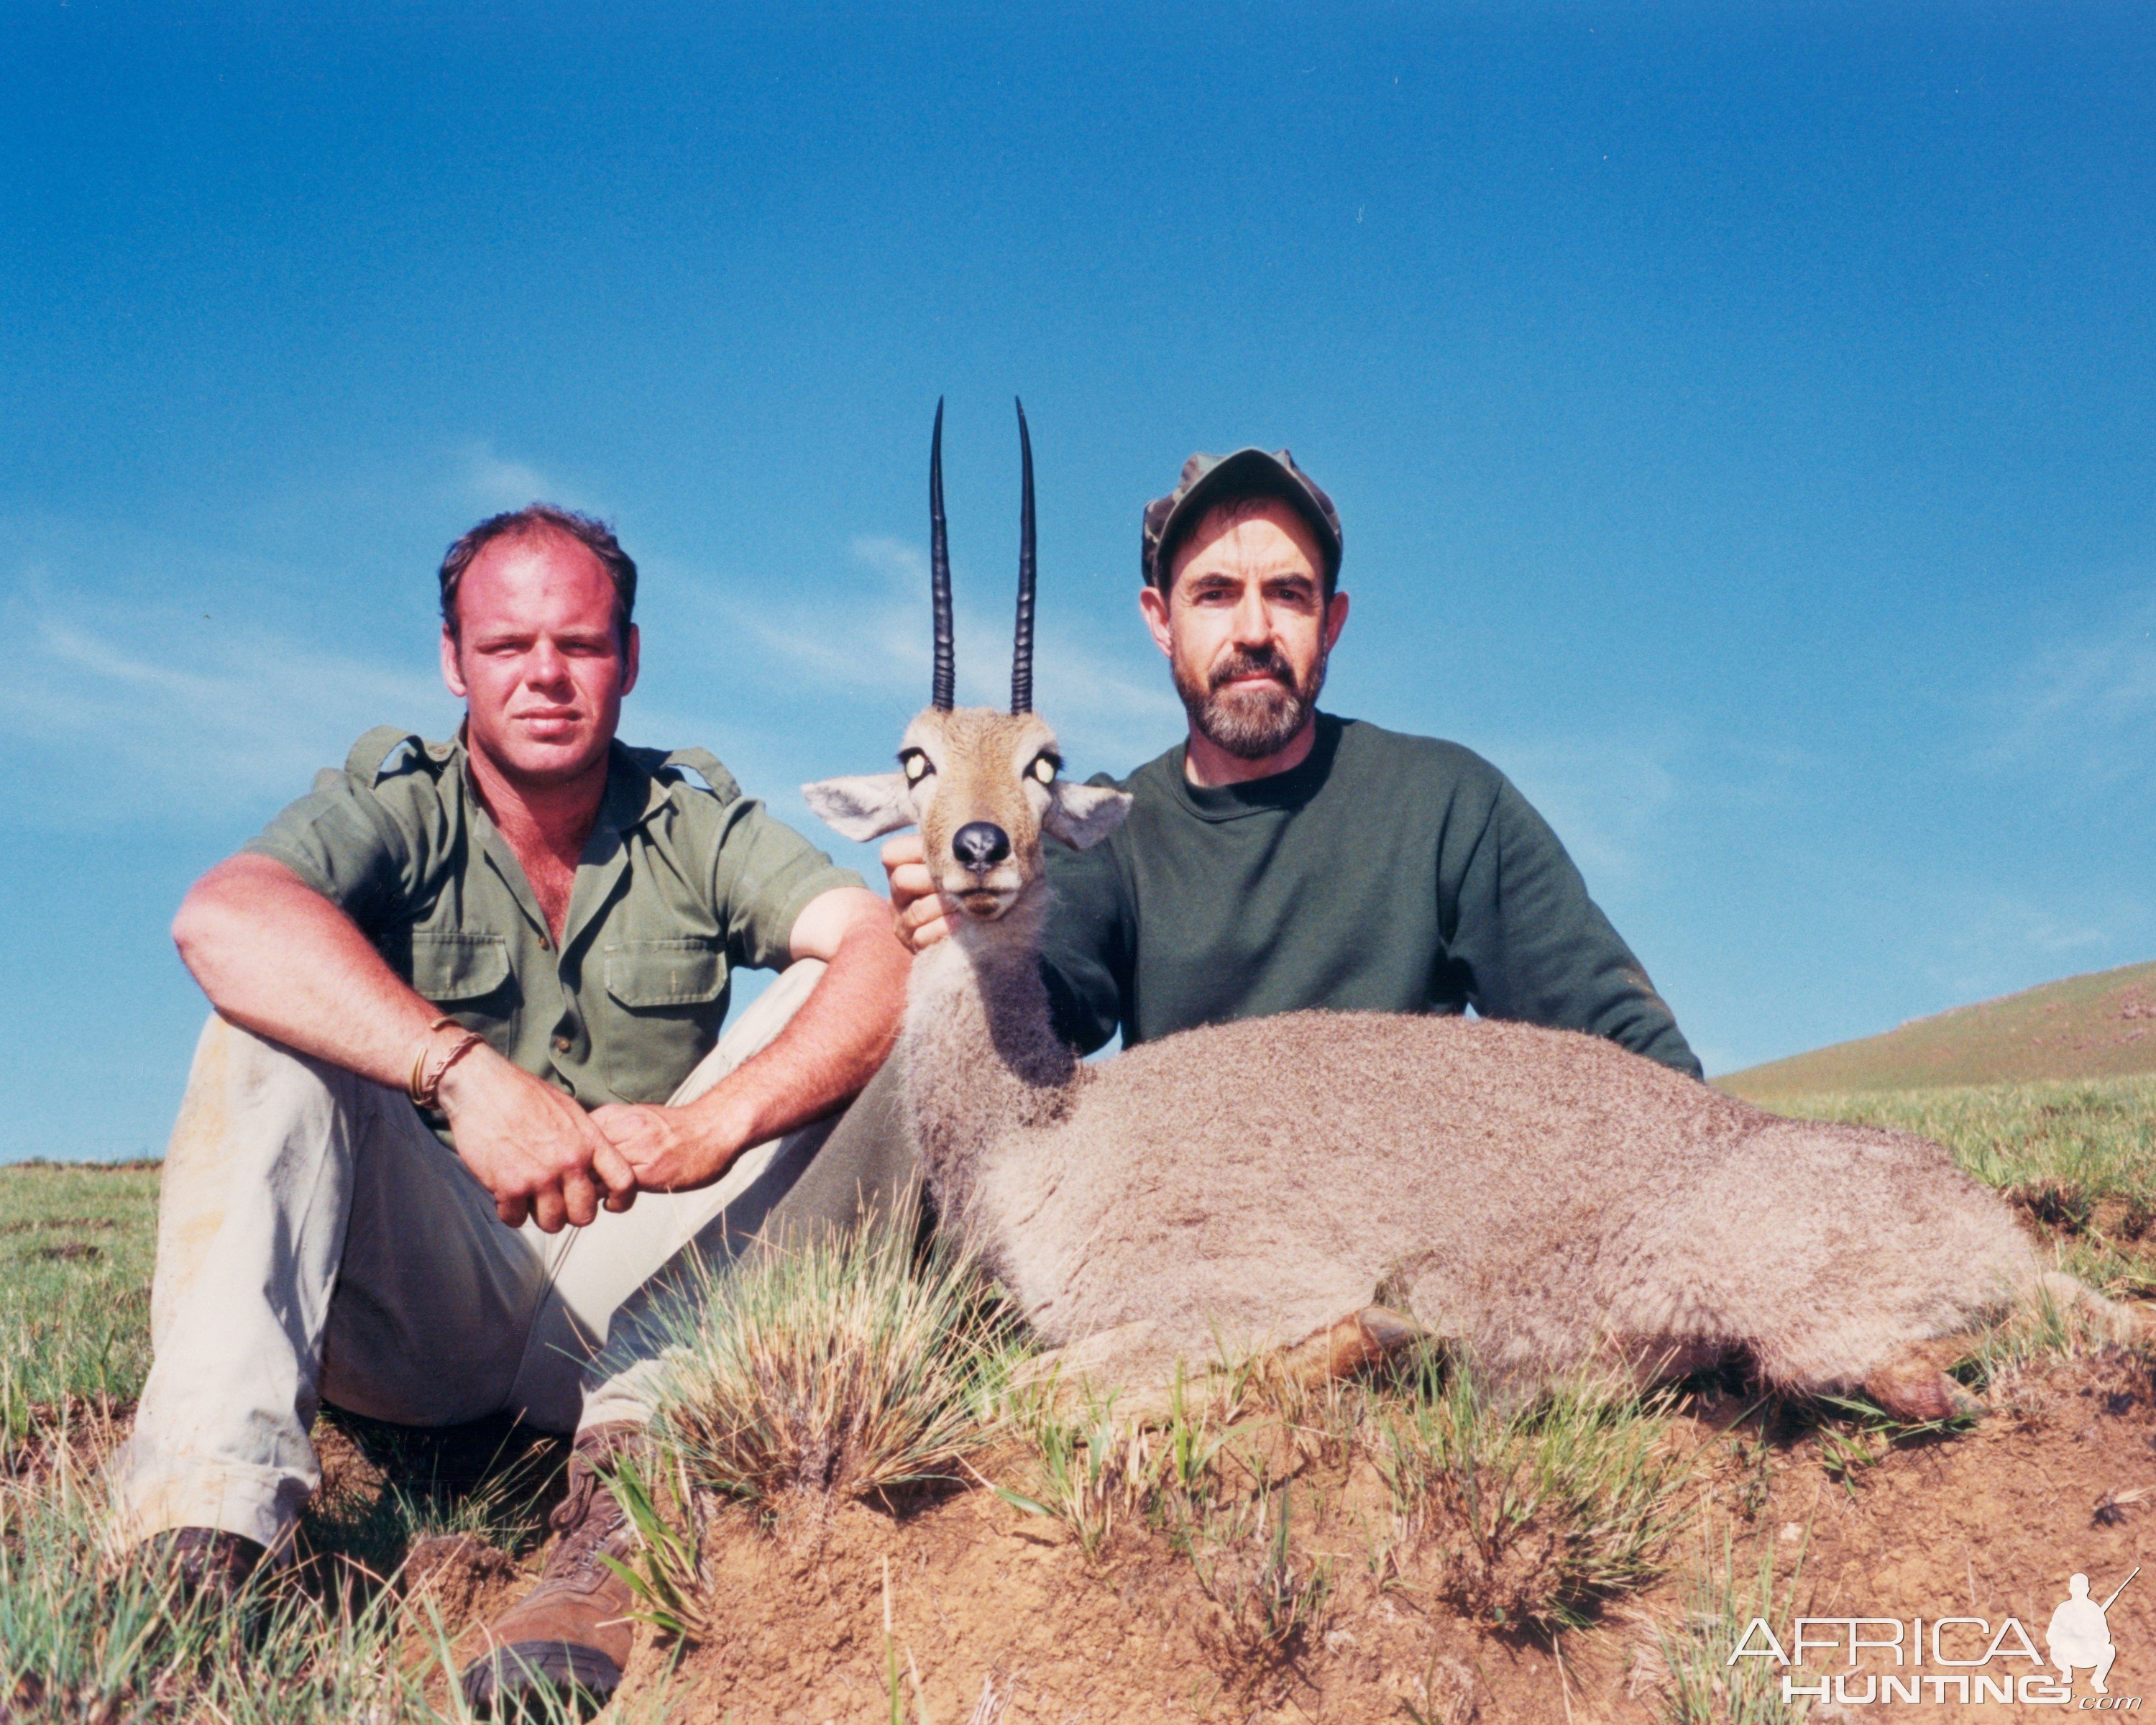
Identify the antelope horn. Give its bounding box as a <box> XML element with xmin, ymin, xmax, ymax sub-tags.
<box><xmin>1012</xmin><ymin>396</ymin><xmax>1036</xmax><ymax>714</ymax></box>
<box><xmin>930</xmin><ymin>398</ymin><xmax>954</xmax><ymax>711</ymax></box>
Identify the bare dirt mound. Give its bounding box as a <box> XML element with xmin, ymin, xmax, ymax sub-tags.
<box><xmin>1721</xmin><ymin>959</ymin><xmax>2156</xmax><ymax>1099</ymax></box>
<box><xmin>1717</xmin><ymin>1350</ymin><xmax>2156</xmax><ymax>1720</ymax></box>
<box><xmin>597</xmin><ymin>1350</ymin><xmax>2156</xmax><ymax>1724</ymax></box>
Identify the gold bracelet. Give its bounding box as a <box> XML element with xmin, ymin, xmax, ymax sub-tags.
<box><xmin>408</xmin><ymin>1014</ymin><xmax>461</xmax><ymax>1100</ymax></box>
<box><xmin>409</xmin><ymin>1024</ymin><xmax>485</xmax><ymax>1109</ymax></box>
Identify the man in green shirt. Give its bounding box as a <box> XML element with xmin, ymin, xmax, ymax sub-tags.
<box><xmin>887</xmin><ymin>447</ymin><xmax>1699</xmax><ymax>1077</ymax></box>
<box><xmin>116</xmin><ymin>505</ymin><xmax>914</xmax><ymax>1714</ymax></box>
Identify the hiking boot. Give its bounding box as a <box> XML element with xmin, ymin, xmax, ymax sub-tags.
<box><xmin>149</xmin><ymin>1527</ymin><xmax>265</xmax><ymax>1601</ymax></box>
<box><xmin>460</xmin><ymin>1422</ymin><xmax>645</xmax><ymax>1720</ymax></box>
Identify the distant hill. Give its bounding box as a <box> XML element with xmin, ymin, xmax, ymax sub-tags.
<box><xmin>1717</xmin><ymin>958</ymin><xmax>2156</xmax><ymax>1099</ymax></box>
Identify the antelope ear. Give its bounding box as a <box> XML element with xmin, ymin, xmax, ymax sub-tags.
<box><xmin>1043</xmin><ymin>782</ymin><xmax>1133</xmax><ymax>850</ymax></box>
<box><xmin>802</xmin><ymin>774</ymin><xmax>915</xmax><ymax>841</ymax></box>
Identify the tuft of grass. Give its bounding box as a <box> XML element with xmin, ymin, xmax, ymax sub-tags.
<box><xmin>648</xmin><ymin>1219</ymin><xmax>1023</xmax><ymax>1516</ymax></box>
<box><xmin>997</xmin><ymin>1388</ymin><xmax>1150</xmax><ymax>1562</ymax></box>
<box><xmin>1952</xmin><ymin>1271</ymin><xmax>2147</xmax><ymax>1392</ymax></box>
<box><xmin>1651</xmin><ymin>1519</ymin><xmax>1809</xmax><ymax>1725</ymax></box>
<box><xmin>1800</xmin><ymin>1393</ymin><xmax>1973</xmax><ymax>1494</ymax></box>
<box><xmin>601</xmin><ymin>1452</ymin><xmax>713</xmax><ymax>1645</ymax></box>
<box><xmin>1180</xmin><ymin>1485</ymin><xmax>1331</xmax><ymax>1667</ymax></box>
<box><xmin>1377</xmin><ymin>1355</ymin><xmax>1694</xmax><ymax>1633</ymax></box>
<box><xmin>292</xmin><ymin>1411</ymin><xmax>560</xmax><ymax>1586</ymax></box>
<box><xmin>998</xmin><ymin>1364</ymin><xmax>1275</xmax><ymax>1565</ymax></box>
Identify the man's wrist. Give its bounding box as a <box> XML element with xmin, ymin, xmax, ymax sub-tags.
<box><xmin>433</xmin><ymin>1040</ymin><xmax>502</xmax><ymax>1110</ymax></box>
<box><xmin>679</xmin><ymin>1088</ymin><xmax>758</xmax><ymax>1174</ymax></box>
<box><xmin>410</xmin><ymin>1020</ymin><xmax>485</xmax><ymax>1108</ymax></box>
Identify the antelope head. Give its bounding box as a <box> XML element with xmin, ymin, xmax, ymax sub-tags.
<box><xmin>804</xmin><ymin>400</ymin><xmax>1132</xmax><ymax>923</ymax></box>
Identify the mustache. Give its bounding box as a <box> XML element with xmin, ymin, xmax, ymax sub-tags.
<box><xmin>1208</xmin><ymin>647</ymin><xmax>1295</xmax><ymax>692</ymax></box>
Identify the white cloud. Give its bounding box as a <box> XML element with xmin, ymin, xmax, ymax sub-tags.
<box><xmin>454</xmin><ymin>441</ymin><xmax>563</xmax><ymax>514</ymax></box>
<box><xmin>1988</xmin><ymin>595</ymin><xmax>2156</xmax><ymax>784</ymax></box>
<box><xmin>1488</xmin><ymin>736</ymin><xmax>1682</xmax><ymax>884</ymax></box>
<box><xmin>688</xmin><ymin>534</ymin><xmax>1185</xmax><ymax>774</ymax></box>
<box><xmin>0</xmin><ymin>605</ymin><xmax>454</xmax><ymax>828</ymax></box>
<box><xmin>1899</xmin><ymin>884</ymin><xmax>2149</xmax><ymax>1017</ymax></box>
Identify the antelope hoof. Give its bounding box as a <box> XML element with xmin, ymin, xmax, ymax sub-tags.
<box><xmin>1863</xmin><ymin>1349</ymin><xmax>1985</xmax><ymax>1425</ymax></box>
<box><xmin>1283</xmin><ymin>1306</ymin><xmax>1423</xmax><ymax>1384</ymax></box>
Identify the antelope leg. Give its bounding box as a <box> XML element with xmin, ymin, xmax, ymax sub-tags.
<box><xmin>1280</xmin><ymin>1306</ymin><xmax>1426</xmax><ymax>1386</ymax></box>
<box><xmin>1861</xmin><ymin>1339</ymin><xmax>1986</xmax><ymax>1424</ymax></box>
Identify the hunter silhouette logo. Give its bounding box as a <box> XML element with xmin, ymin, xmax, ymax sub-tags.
<box><xmin>1728</xmin><ymin>1565</ymin><xmax>2142</xmax><ymax>1708</ymax></box>
<box><xmin>2050</xmin><ymin>1568</ymin><xmax>2136</xmax><ymax>1696</ymax></box>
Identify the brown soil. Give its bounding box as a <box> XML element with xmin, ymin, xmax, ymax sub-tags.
<box><xmin>589</xmin><ymin>1350</ymin><xmax>2156</xmax><ymax>1724</ymax></box>
<box><xmin>403</xmin><ymin>1531</ymin><xmax>523</xmax><ymax>1637</ymax></box>
<box><xmin>19</xmin><ymin>1357</ymin><xmax>2156</xmax><ymax>1720</ymax></box>
<box><xmin>0</xmin><ymin>1394</ymin><xmax>133</xmax><ymax>1489</ymax></box>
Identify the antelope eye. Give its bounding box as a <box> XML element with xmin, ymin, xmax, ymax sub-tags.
<box><xmin>1030</xmin><ymin>754</ymin><xmax>1061</xmax><ymax>784</ymax></box>
<box><xmin>901</xmin><ymin>751</ymin><xmax>932</xmax><ymax>785</ymax></box>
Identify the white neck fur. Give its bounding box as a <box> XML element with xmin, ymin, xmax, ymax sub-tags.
<box><xmin>899</xmin><ymin>887</ymin><xmax>1078</xmax><ymax>1231</ymax></box>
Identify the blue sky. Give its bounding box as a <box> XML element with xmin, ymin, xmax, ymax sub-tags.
<box><xmin>3</xmin><ymin>2</ymin><xmax>2152</xmax><ymax>1159</ymax></box>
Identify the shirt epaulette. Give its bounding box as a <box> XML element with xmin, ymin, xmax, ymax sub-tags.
<box><xmin>343</xmin><ymin>727</ymin><xmax>441</xmax><ymax>787</ymax></box>
<box><xmin>653</xmin><ymin>747</ymin><xmax>741</xmax><ymax>804</ymax></box>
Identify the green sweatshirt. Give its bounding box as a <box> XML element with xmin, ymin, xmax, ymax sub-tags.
<box><xmin>1039</xmin><ymin>713</ymin><xmax>1701</xmax><ymax>1078</ymax></box>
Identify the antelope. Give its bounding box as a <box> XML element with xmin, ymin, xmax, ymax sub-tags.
<box><xmin>802</xmin><ymin>401</ymin><xmax>2129</xmax><ymax>1422</ymax></box>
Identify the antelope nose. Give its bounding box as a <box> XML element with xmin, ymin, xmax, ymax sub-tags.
<box><xmin>952</xmin><ymin>821</ymin><xmax>1011</xmax><ymax>871</ymax></box>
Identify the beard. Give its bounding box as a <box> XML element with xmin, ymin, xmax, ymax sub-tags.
<box><xmin>1173</xmin><ymin>641</ymin><xmax>1329</xmax><ymax>761</ymax></box>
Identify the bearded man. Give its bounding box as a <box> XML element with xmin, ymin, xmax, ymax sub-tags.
<box><xmin>887</xmin><ymin>447</ymin><xmax>1700</xmax><ymax>1075</ymax></box>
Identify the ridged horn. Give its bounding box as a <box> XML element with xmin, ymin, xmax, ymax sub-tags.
<box><xmin>1012</xmin><ymin>397</ymin><xmax>1036</xmax><ymax>714</ymax></box>
<box><xmin>930</xmin><ymin>398</ymin><xmax>954</xmax><ymax>711</ymax></box>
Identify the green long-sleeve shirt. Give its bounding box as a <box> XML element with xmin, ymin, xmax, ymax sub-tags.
<box><xmin>1038</xmin><ymin>713</ymin><xmax>1701</xmax><ymax>1077</ymax></box>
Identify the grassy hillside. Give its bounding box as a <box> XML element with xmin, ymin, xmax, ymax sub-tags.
<box><xmin>1719</xmin><ymin>957</ymin><xmax>2156</xmax><ymax>1099</ymax></box>
<box><xmin>6</xmin><ymin>1079</ymin><xmax>2156</xmax><ymax>1720</ymax></box>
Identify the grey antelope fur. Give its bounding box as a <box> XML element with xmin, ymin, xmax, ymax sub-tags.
<box><xmin>804</xmin><ymin>401</ymin><xmax>2132</xmax><ymax>1423</ymax></box>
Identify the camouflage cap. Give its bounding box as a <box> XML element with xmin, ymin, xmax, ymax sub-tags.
<box><xmin>1141</xmin><ymin>447</ymin><xmax>1343</xmax><ymax>592</ymax></box>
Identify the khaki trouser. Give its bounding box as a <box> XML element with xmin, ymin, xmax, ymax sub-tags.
<box><xmin>111</xmin><ymin>961</ymin><xmax>914</xmax><ymax>1556</ymax></box>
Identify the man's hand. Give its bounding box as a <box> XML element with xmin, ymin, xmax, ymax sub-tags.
<box><xmin>436</xmin><ymin>1045</ymin><xmax>638</xmax><ymax>1231</ymax></box>
<box><xmin>174</xmin><ymin>855</ymin><xmax>636</xmax><ymax>1231</ymax></box>
<box><xmin>881</xmin><ymin>833</ymin><xmax>953</xmax><ymax>954</ymax></box>
<box><xmin>590</xmin><ymin>1100</ymin><xmax>744</xmax><ymax>1194</ymax></box>
<box><xmin>588</xmin><ymin>887</ymin><xmax>907</xmax><ymax>1195</ymax></box>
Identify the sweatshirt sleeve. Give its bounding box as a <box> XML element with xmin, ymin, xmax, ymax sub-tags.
<box><xmin>1037</xmin><ymin>791</ymin><xmax>1134</xmax><ymax>1056</ymax></box>
<box><xmin>1445</xmin><ymin>772</ymin><xmax>1702</xmax><ymax>1079</ymax></box>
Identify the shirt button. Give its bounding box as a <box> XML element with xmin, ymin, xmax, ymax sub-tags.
<box><xmin>551</xmin><ymin>1035</ymin><xmax>572</xmax><ymax>1053</ymax></box>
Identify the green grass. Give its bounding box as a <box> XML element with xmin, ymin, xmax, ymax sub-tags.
<box><xmin>1651</xmin><ymin>1519</ymin><xmax>1810</xmax><ymax>1725</ymax></box>
<box><xmin>1763</xmin><ymin>1074</ymin><xmax>2156</xmax><ymax>1204</ymax></box>
<box><xmin>645</xmin><ymin>1220</ymin><xmax>1026</xmax><ymax>1517</ymax></box>
<box><xmin>1760</xmin><ymin>1075</ymin><xmax>2156</xmax><ymax>1299</ymax></box>
<box><xmin>0</xmin><ymin>1163</ymin><xmax>160</xmax><ymax>1457</ymax></box>
<box><xmin>1375</xmin><ymin>1355</ymin><xmax>1695</xmax><ymax>1634</ymax></box>
<box><xmin>0</xmin><ymin>1162</ymin><xmax>631</xmax><ymax>1721</ymax></box>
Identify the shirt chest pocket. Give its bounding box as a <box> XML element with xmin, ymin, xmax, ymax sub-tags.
<box><xmin>601</xmin><ymin>937</ymin><xmax>730</xmax><ymax>1102</ymax></box>
<box><xmin>409</xmin><ymin>930</ymin><xmax>513</xmax><ymax>1004</ymax></box>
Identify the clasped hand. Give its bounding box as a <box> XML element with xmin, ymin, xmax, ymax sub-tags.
<box><xmin>436</xmin><ymin>1045</ymin><xmax>746</xmax><ymax>1230</ymax></box>
<box><xmin>587</xmin><ymin>1100</ymin><xmax>736</xmax><ymax>1196</ymax></box>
